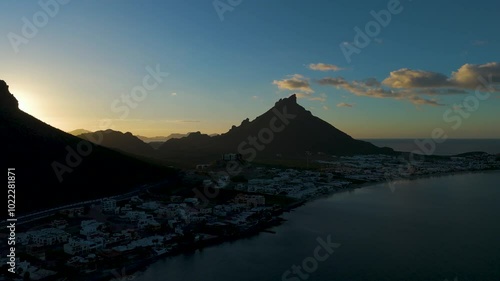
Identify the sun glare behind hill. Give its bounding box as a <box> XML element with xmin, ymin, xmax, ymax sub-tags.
<box><xmin>15</xmin><ymin>88</ymin><xmax>47</xmax><ymax>120</ymax></box>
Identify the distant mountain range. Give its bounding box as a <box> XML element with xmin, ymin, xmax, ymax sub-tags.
<box><xmin>68</xmin><ymin>94</ymin><xmax>394</xmax><ymax>164</ymax></box>
<box><xmin>69</xmin><ymin>130</ymin><xmax>187</xmax><ymax>143</ymax></box>
<box><xmin>69</xmin><ymin>131</ymin><xmax>219</xmax><ymax>144</ymax></box>
<box><xmin>68</xmin><ymin>129</ymin><xmax>92</xmax><ymax>136</ymax></box>
<box><xmin>78</xmin><ymin>130</ymin><xmax>156</xmax><ymax>157</ymax></box>
<box><xmin>138</xmin><ymin>133</ymin><xmax>188</xmax><ymax>143</ymax></box>
<box><xmin>1</xmin><ymin>80</ymin><xmax>176</xmax><ymax>214</ymax></box>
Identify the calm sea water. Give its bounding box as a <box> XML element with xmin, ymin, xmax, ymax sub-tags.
<box><xmin>364</xmin><ymin>139</ymin><xmax>500</xmax><ymax>155</ymax></box>
<box><xmin>134</xmin><ymin>172</ymin><xmax>500</xmax><ymax>281</ymax></box>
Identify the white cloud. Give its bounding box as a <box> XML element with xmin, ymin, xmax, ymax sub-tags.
<box><xmin>309</xmin><ymin>63</ymin><xmax>344</xmax><ymax>72</ymax></box>
<box><xmin>318</xmin><ymin>77</ymin><xmax>445</xmax><ymax>106</ymax></box>
<box><xmin>273</xmin><ymin>74</ymin><xmax>313</xmax><ymax>93</ymax></box>
<box><xmin>382</xmin><ymin>62</ymin><xmax>500</xmax><ymax>91</ymax></box>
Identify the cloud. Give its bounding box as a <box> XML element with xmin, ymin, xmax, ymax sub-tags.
<box><xmin>406</xmin><ymin>96</ymin><xmax>444</xmax><ymax>107</ymax></box>
<box><xmin>273</xmin><ymin>74</ymin><xmax>313</xmax><ymax>93</ymax></box>
<box><xmin>337</xmin><ymin>102</ymin><xmax>353</xmax><ymax>108</ymax></box>
<box><xmin>417</xmin><ymin>88</ymin><xmax>468</xmax><ymax>95</ymax></box>
<box><xmin>171</xmin><ymin>92</ymin><xmax>177</xmax><ymax>96</ymax></box>
<box><xmin>382</xmin><ymin>62</ymin><xmax>500</xmax><ymax>91</ymax></box>
<box><xmin>317</xmin><ymin>77</ymin><xmax>349</xmax><ymax>86</ymax></box>
<box><xmin>318</xmin><ymin>76</ymin><xmax>445</xmax><ymax>106</ymax></box>
<box><xmin>308</xmin><ymin>63</ymin><xmax>344</xmax><ymax>72</ymax></box>
<box><xmin>323</xmin><ymin>105</ymin><xmax>329</xmax><ymax>110</ymax></box>
<box><xmin>362</xmin><ymin>78</ymin><xmax>381</xmax><ymax>87</ymax></box>
<box><xmin>382</xmin><ymin>69</ymin><xmax>450</xmax><ymax>89</ymax></box>
<box><xmin>252</xmin><ymin>95</ymin><xmax>259</xmax><ymax>99</ymax></box>
<box><xmin>296</xmin><ymin>62</ymin><xmax>500</xmax><ymax>107</ymax></box>
<box><xmin>450</xmin><ymin>62</ymin><xmax>500</xmax><ymax>90</ymax></box>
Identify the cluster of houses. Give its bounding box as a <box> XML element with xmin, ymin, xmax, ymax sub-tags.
<box><xmin>3</xmin><ymin>153</ymin><xmax>497</xmax><ymax>280</ymax></box>
<box><xmin>4</xmin><ymin>191</ymin><xmax>271</xmax><ymax>279</ymax></box>
<box><xmin>318</xmin><ymin>153</ymin><xmax>500</xmax><ymax>182</ymax></box>
<box><xmin>229</xmin><ymin>153</ymin><xmax>499</xmax><ymax>200</ymax></box>
<box><xmin>233</xmin><ymin>168</ymin><xmax>350</xmax><ymax>199</ymax></box>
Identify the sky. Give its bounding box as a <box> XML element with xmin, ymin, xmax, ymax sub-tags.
<box><xmin>1</xmin><ymin>0</ymin><xmax>499</xmax><ymax>138</ymax></box>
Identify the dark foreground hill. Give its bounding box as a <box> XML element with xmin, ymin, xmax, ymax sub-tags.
<box><xmin>0</xmin><ymin>80</ymin><xmax>176</xmax><ymax>215</ymax></box>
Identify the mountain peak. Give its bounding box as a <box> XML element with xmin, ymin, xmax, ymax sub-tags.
<box><xmin>0</xmin><ymin>80</ymin><xmax>19</xmax><ymax>111</ymax></box>
<box><xmin>275</xmin><ymin>94</ymin><xmax>297</xmax><ymax>107</ymax></box>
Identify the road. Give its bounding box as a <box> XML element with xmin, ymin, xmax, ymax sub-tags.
<box><xmin>0</xmin><ymin>178</ymin><xmax>171</xmax><ymax>227</ymax></box>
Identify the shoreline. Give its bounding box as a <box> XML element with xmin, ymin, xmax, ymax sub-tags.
<box><xmin>87</xmin><ymin>217</ymin><xmax>285</xmax><ymax>281</ymax></box>
<box><xmin>70</xmin><ymin>168</ymin><xmax>500</xmax><ymax>280</ymax></box>
<box><xmin>285</xmin><ymin>168</ymin><xmax>500</xmax><ymax>211</ymax></box>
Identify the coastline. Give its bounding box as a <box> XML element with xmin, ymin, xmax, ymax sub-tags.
<box><xmin>70</xmin><ymin>168</ymin><xmax>500</xmax><ymax>281</ymax></box>
<box><xmin>88</xmin><ymin>217</ymin><xmax>285</xmax><ymax>281</ymax></box>
<box><xmin>288</xmin><ymin>168</ymin><xmax>500</xmax><ymax>210</ymax></box>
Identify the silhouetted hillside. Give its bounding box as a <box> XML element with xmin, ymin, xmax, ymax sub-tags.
<box><xmin>137</xmin><ymin>133</ymin><xmax>220</xmax><ymax>144</ymax></box>
<box><xmin>158</xmin><ymin>94</ymin><xmax>393</xmax><ymax>162</ymax></box>
<box><xmin>1</xmin><ymin>80</ymin><xmax>177</xmax><ymax>215</ymax></box>
<box><xmin>68</xmin><ymin>129</ymin><xmax>92</xmax><ymax>136</ymax></box>
<box><xmin>149</xmin><ymin>141</ymin><xmax>165</xmax><ymax>149</ymax></box>
<box><xmin>137</xmin><ymin>133</ymin><xmax>187</xmax><ymax>143</ymax></box>
<box><xmin>78</xmin><ymin>130</ymin><xmax>155</xmax><ymax>157</ymax></box>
